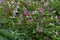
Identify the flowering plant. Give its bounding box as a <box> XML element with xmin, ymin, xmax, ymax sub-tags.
<box><xmin>0</xmin><ymin>0</ymin><xmax>60</xmax><ymax>40</ymax></box>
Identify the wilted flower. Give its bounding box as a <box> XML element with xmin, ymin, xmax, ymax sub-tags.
<box><xmin>38</xmin><ymin>6</ymin><xmax>44</xmax><ymax>13</ymax></box>
<box><xmin>23</xmin><ymin>9</ymin><xmax>29</xmax><ymax>16</ymax></box>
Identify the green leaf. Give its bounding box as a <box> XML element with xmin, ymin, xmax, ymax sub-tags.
<box><xmin>0</xmin><ymin>17</ymin><xmax>9</xmax><ymax>23</ymax></box>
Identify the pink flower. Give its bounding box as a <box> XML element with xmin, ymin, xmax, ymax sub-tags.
<box><xmin>28</xmin><ymin>18</ymin><xmax>32</xmax><ymax>22</ymax></box>
<box><xmin>16</xmin><ymin>2</ymin><xmax>20</xmax><ymax>5</ymax></box>
<box><xmin>13</xmin><ymin>9</ymin><xmax>18</xmax><ymax>15</ymax></box>
<box><xmin>27</xmin><ymin>18</ymin><xmax>33</xmax><ymax>25</ymax></box>
<box><xmin>48</xmin><ymin>7</ymin><xmax>53</xmax><ymax>12</ymax></box>
<box><xmin>44</xmin><ymin>2</ymin><xmax>49</xmax><ymax>6</ymax></box>
<box><xmin>38</xmin><ymin>28</ymin><xmax>42</xmax><ymax>33</ymax></box>
<box><xmin>18</xmin><ymin>22</ymin><xmax>22</xmax><ymax>25</ymax></box>
<box><xmin>23</xmin><ymin>9</ymin><xmax>29</xmax><ymax>16</ymax></box>
<box><xmin>32</xmin><ymin>11</ymin><xmax>37</xmax><ymax>14</ymax></box>
<box><xmin>38</xmin><ymin>6</ymin><xmax>44</xmax><ymax>13</ymax></box>
<box><xmin>0</xmin><ymin>0</ymin><xmax>4</xmax><ymax>3</ymax></box>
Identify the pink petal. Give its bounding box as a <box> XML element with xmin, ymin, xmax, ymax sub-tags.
<box><xmin>38</xmin><ymin>6</ymin><xmax>44</xmax><ymax>13</ymax></box>
<box><xmin>23</xmin><ymin>9</ymin><xmax>29</xmax><ymax>16</ymax></box>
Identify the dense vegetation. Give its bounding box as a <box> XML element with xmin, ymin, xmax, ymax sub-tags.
<box><xmin>0</xmin><ymin>0</ymin><xmax>60</xmax><ymax>40</ymax></box>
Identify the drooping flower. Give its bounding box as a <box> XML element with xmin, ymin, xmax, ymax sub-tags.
<box><xmin>38</xmin><ymin>6</ymin><xmax>44</xmax><ymax>13</ymax></box>
<box><xmin>23</xmin><ymin>9</ymin><xmax>29</xmax><ymax>16</ymax></box>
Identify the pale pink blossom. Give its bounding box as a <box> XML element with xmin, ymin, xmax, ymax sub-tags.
<box><xmin>0</xmin><ymin>0</ymin><xmax>4</xmax><ymax>3</ymax></box>
<box><xmin>38</xmin><ymin>6</ymin><xmax>44</xmax><ymax>13</ymax></box>
<box><xmin>13</xmin><ymin>9</ymin><xmax>18</xmax><ymax>15</ymax></box>
<box><xmin>48</xmin><ymin>7</ymin><xmax>53</xmax><ymax>12</ymax></box>
<box><xmin>44</xmin><ymin>2</ymin><xmax>49</xmax><ymax>6</ymax></box>
<box><xmin>18</xmin><ymin>22</ymin><xmax>22</xmax><ymax>25</ymax></box>
<box><xmin>27</xmin><ymin>18</ymin><xmax>33</xmax><ymax>25</ymax></box>
<box><xmin>38</xmin><ymin>28</ymin><xmax>43</xmax><ymax>33</ymax></box>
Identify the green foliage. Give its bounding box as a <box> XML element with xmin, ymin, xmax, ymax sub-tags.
<box><xmin>0</xmin><ymin>0</ymin><xmax>60</xmax><ymax>40</ymax></box>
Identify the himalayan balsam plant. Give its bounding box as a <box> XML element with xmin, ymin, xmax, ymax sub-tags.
<box><xmin>0</xmin><ymin>0</ymin><xmax>60</xmax><ymax>40</ymax></box>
